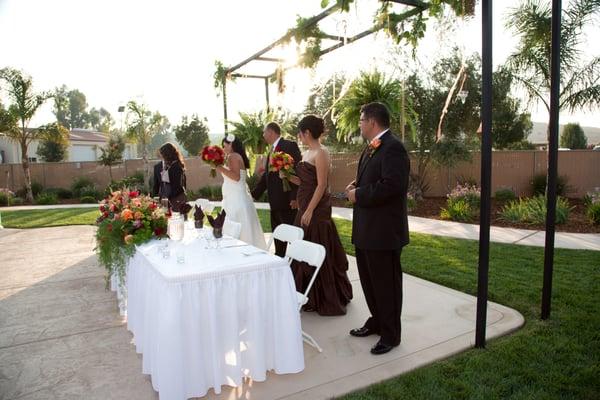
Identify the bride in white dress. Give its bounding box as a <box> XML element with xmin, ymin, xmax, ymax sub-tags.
<box><xmin>215</xmin><ymin>134</ymin><xmax>267</xmax><ymax>250</ymax></box>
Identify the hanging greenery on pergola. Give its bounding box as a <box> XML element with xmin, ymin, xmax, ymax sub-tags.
<box><xmin>214</xmin><ymin>0</ymin><xmax>477</xmax><ymax>133</ymax></box>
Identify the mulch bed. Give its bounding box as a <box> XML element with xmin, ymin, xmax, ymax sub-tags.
<box><xmin>332</xmin><ymin>197</ymin><xmax>599</xmax><ymax>234</ymax></box>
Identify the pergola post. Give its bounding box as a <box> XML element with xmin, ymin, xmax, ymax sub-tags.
<box><xmin>542</xmin><ymin>0</ymin><xmax>562</xmax><ymax>320</ymax></box>
<box><xmin>475</xmin><ymin>0</ymin><xmax>493</xmax><ymax>349</ymax></box>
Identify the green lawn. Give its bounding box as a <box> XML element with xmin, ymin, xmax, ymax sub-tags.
<box><xmin>1</xmin><ymin>208</ymin><xmax>100</xmax><ymax>228</ymax></box>
<box><xmin>2</xmin><ymin>207</ymin><xmax>599</xmax><ymax>398</ymax></box>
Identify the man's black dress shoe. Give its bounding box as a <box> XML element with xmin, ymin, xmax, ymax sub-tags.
<box><xmin>349</xmin><ymin>326</ymin><xmax>377</xmax><ymax>337</ymax></box>
<box><xmin>370</xmin><ymin>341</ymin><xmax>395</xmax><ymax>355</ymax></box>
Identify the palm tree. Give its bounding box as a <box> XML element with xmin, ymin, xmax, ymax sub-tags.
<box><xmin>229</xmin><ymin>109</ymin><xmax>298</xmax><ymax>153</ymax></box>
<box><xmin>506</xmin><ymin>0</ymin><xmax>600</xmax><ymax>131</ymax></box>
<box><xmin>0</xmin><ymin>68</ymin><xmax>51</xmax><ymax>202</ymax></box>
<box><xmin>125</xmin><ymin>101</ymin><xmax>168</xmax><ymax>189</ymax></box>
<box><xmin>335</xmin><ymin>70</ymin><xmax>402</xmax><ymax>142</ymax></box>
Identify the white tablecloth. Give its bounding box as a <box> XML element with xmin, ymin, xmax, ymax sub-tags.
<box><xmin>125</xmin><ymin>234</ymin><xmax>305</xmax><ymax>399</ymax></box>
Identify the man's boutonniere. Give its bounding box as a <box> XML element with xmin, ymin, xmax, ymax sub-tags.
<box><xmin>368</xmin><ymin>138</ymin><xmax>382</xmax><ymax>157</ymax></box>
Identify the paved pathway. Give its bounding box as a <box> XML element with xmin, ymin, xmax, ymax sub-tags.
<box><xmin>3</xmin><ymin>202</ymin><xmax>599</xmax><ymax>251</ymax></box>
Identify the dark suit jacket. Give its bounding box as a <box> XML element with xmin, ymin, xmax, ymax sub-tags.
<box><xmin>156</xmin><ymin>160</ymin><xmax>186</xmax><ymax>200</ymax></box>
<box><xmin>352</xmin><ymin>131</ymin><xmax>410</xmax><ymax>250</ymax></box>
<box><xmin>152</xmin><ymin>161</ymin><xmax>162</xmax><ymax>197</ymax></box>
<box><xmin>251</xmin><ymin>137</ymin><xmax>302</xmax><ymax>210</ymax></box>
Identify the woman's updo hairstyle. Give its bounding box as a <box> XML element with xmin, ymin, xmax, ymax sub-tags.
<box><xmin>298</xmin><ymin>115</ymin><xmax>325</xmax><ymax>139</ymax></box>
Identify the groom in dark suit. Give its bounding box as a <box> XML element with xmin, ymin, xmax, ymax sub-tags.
<box><xmin>345</xmin><ymin>102</ymin><xmax>410</xmax><ymax>355</ymax></box>
<box><xmin>251</xmin><ymin>122</ymin><xmax>302</xmax><ymax>257</ymax></box>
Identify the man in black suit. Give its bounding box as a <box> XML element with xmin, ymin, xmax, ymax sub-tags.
<box><xmin>345</xmin><ymin>102</ymin><xmax>410</xmax><ymax>355</ymax></box>
<box><xmin>251</xmin><ymin>122</ymin><xmax>302</xmax><ymax>257</ymax></box>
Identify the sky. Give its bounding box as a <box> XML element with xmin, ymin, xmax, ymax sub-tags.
<box><xmin>0</xmin><ymin>0</ymin><xmax>598</xmax><ymax>133</ymax></box>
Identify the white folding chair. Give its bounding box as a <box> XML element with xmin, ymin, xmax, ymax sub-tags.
<box><xmin>223</xmin><ymin>220</ymin><xmax>242</xmax><ymax>239</ymax></box>
<box><xmin>285</xmin><ymin>239</ymin><xmax>326</xmax><ymax>352</ymax></box>
<box><xmin>267</xmin><ymin>224</ymin><xmax>304</xmax><ymax>259</ymax></box>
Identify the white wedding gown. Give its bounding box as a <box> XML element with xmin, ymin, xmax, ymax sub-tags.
<box><xmin>221</xmin><ymin>170</ymin><xmax>268</xmax><ymax>250</ymax></box>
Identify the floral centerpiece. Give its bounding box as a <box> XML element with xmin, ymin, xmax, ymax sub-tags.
<box><xmin>201</xmin><ymin>145</ymin><xmax>225</xmax><ymax>177</ymax></box>
<box><xmin>269</xmin><ymin>151</ymin><xmax>296</xmax><ymax>192</ymax></box>
<box><xmin>95</xmin><ymin>190</ymin><xmax>168</xmax><ymax>287</ymax></box>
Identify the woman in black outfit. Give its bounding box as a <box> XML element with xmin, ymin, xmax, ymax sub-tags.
<box><xmin>158</xmin><ymin>142</ymin><xmax>187</xmax><ymax>212</ymax></box>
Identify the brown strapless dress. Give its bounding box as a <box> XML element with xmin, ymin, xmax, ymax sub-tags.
<box><xmin>291</xmin><ymin>161</ymin><xmax>353</xmax><ymax>316</ymax></box>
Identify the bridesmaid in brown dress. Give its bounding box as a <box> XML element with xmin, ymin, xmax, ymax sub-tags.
<box><xmin>286</xmin><ymin>115</ymin><xmax>353</xmax><ymax>316</ymax></box>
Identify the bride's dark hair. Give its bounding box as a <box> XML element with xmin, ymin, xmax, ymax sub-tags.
<box><xmin>223</xmin><ymin>135</ymin><xmax>250</xmax><ymax>169</ymax></box>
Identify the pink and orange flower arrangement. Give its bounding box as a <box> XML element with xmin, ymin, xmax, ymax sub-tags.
<box><xmin>95</xmin><ymin>190</ymin><xmax>168</xmax><ymax>286</ymax></box>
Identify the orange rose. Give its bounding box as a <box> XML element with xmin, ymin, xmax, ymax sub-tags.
<box><xmin>134</xmin><ymin>211</ymin><xmax>143</xmax><ymax>220</ymax></box>
<box><xmin>122</xmin><ymin>209</ymin><xmax>133</xmax><ymax>221</ymax></box>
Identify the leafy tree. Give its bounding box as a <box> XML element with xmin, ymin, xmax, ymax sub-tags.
<box><xmin>560</xmin><ymin>123</ymin><xmax>587</xmax><ymax>149</ymax></box>
<box><xmin>492</xmin><ymin>68</ymin><xmax>533</xmax><ymax>149</ymax></box>
<box><xmin>125</xmin><ymin>100</ymin><xmax>169</xmax><ymax>186</ymax></box>
<box><xmin>37</xmin><ymin>122</ymin><xmax>69</xmax><ymax>162</ymax></box>
<box><xmin>173</xmin><ymin>115</ymin><xmax>210</xmax><ymax>156</ymax></box>
<box><xmin>98</xmin><ymin>134</ymin><xmax>126</xmax><ymax>180</ymax></box>
<box><xmin>88</xmin><ymin>107</ymin><xmax>114</xmax><ymax>133</ymax></box>
<box><xmin>53</xmin><ymin>85</ymin><xmax>90</xmax><ymax>129</ymax></box>
<box><xmin>0</xmin><ymin>68</ymin><xmax>52</xmax><ymax>202</ymax></box>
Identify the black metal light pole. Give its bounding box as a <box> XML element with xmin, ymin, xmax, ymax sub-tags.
<box><xmin>541</xmin><ymin>0</ymin><xmax>561</xmax><ymax>320</ymax></box>
<box><xmin>475</xmin><ymin>0</ymin><xmax>493</xmax><ymax>349</ymax></box>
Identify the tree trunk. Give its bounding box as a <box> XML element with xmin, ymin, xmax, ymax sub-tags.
<box><xmin>20</xmin><ymin>141</ymin><xmax>33</xmax><ymax>203</ymax></box>
<box><xmin>108</xmin><ymin>165</ymin><xmax>113</xmax><ymax>181</ymax></box>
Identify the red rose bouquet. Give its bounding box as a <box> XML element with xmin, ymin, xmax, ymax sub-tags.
<box><xmin>269</xmin><ymin>151</ymin><xmax>296</xmax><ymax>192</ymax></box>
<box><xmin>201</xmin><ymin>145</ymin><xmax>225</xmax><ymax>177</ymax></box>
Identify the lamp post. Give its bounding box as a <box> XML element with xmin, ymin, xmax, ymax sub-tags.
<box><xmin>117</xmin><ymin>105</ymin><xmax>125</xmax><ymax>134</ymax></box>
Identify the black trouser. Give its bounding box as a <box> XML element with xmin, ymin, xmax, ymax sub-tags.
<box><xmin>355</xmin><ymin>247</ymin><xmax>403</xmax><ymax>346</ymax></box>
<box><xmin>270</xmin><ymin>208</ymin><xmax>298</xmax><ymax>257</ymax></box>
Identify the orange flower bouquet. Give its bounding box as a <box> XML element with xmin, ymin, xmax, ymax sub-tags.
<box><xmin>269</xmin><ymin>151</ymin><xmax>296</xmax><ymax>192</ymax></box>
<box><xmin>201</xmin><ymin>145</ymin><xmax>225</xmax><ymax>177</ymax></box>
<box><xmin>95</xmin><ymin>190</ymin><xmax>168</xmax><ymax>287</ymax></box>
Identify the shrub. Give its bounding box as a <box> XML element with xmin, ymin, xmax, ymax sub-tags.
<box><xmin>495</xmin><ymin>188</ymin><xmax>516</xmax><ymax>202</ymax></box>
<box><xmin>196</xmin><ymin>185</ymin><xmax>222</xmax><ymax>201</ymax></box>
<box><xmin>587</xmin><ymin>203</ymin><xmax>600</xmax><ymax>225</ymax></box>
<box><xmin>55</xmin><ymin>188</ymin><xmax>73</xmax><ymax>199</ymax></box>
<box><xmin>9</xmin><ymin>197</ymin><xmax>24</xmax><ymax>206</ymax></box>
<box><xmin>448</xmin><ymin>183</ymin><xmax>481</xmax><ymax>209</ymax></box>
<box><xmin>35</xmin><ymin>191</ymin><xmax>59</xmax><ymax>205</ymax></box>
<box><xmin>585</xmin><ymin>189</ymin><xmax>600</xmax><ymax>225</ymax></box>
<box><xmin>530</xmin><ymin>174</ymin><xmax>569</xmax><ymax>196</ymax></box>
<box><xmin>71</xmin><ymin>177</ymin><xmax>96</xmax><ymax>197</ymax></box>
<box><xmin>16</xmin><ymin>182</ymin><xmax>44</xmax><ymax>198</ymax></box>
<box><xmin>0</xmin><ymin>188</ymin><xmax>14</xmax><ymax>206</ymax></box>
<box><xmin>500</xmin><ymin>195</ymin><xmax>571</xmax><ymax>225</ymax></box>
<box><xmin>105</xmin><ymin>173</ymin><xmax>146</xmax><ymax>196</ymax></box>
<box><xmin>440</xmin><ymin>199</ymin><xmax>475</xmax><ymax>222</ymax></box>
<box><xmin>43</xmin><ymin>187</ymin><xmax>72</xmax><ymax>199</ymax></box>
<box><xmin>407</xmin><ymin>193</ymin><xmax>417</xmax><ymax>213</ymax></box>
<box><xmin>80</xmin><ymin>196</ymin><xmax>98</xmax><ymax>204</ymax></box>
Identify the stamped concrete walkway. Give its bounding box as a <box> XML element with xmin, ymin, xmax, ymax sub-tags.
<box><xmin>0</xmin><ymin>225</ymin><xmax>524</xmax><ymax>400</ymax></box>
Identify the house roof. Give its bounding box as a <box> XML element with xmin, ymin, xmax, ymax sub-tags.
<box><xmin>69</xmin><ymin>128</ymin><xmax>107</xmax><ymax>143</ymax></box>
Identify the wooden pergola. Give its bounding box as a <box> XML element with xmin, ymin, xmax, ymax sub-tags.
<box><xmin>219</xmin><ymin>0</ymin><xmax>564</xmax><ymax>349</ymax></box>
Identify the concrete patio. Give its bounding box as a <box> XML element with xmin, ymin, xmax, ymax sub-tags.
<box><xmin>0</xmin><ymin>225</ymin><xmax>524</xmax><ymax>399</ymax></box>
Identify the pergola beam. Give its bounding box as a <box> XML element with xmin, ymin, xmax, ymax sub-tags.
<box><xmin>226</xmin><ymin>4</ymin><xmax>341</xmax><ymax>75</ymax></box>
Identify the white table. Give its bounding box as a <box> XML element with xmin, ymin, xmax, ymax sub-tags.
<box><xmin>124</xmin><ymin>233</ymin><xmax>305</xmax><ymax>399</ymax></box>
